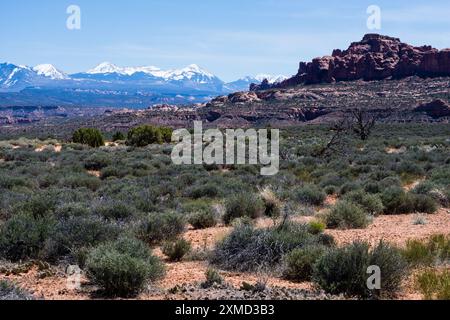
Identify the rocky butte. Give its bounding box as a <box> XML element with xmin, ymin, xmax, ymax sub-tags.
<box><xmin>251</xmin><ymin>34</ymin><xmax>450</xmax><ymax>90</ymax></box>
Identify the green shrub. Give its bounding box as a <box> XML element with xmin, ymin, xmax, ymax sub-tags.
<box><xmin>308</xmin><ymin>220</ymin><xmax>326</xmax><ymax>235</ymax></box>
<box><xmin>84</xmin><ymin>154</ymin><xmax>111</xmax><ymax>171</ymax></box>
<box><xmin>54</xmin><ymin>202</ymin><xmax>90</xmax><ymax>219</ymax></box>
<box><xmin>292</xmin><ymin>184</ymin><xmax>326</xmax><ymax>206</ymax></box>
<box><xmin>188</xmin><ymin>210</ymin><xmax>217</xmax><ymax>229</ymax></box>
<box><xmin>211</xmin><ymin>222</ymin><xmax>333</xmax><ymax>272</ymax></box>
<box><xmin>416</xmin><ymin>269</ymin><xmax>450</xmax><ymax>300</ymax></box>
<box><xmin>201</xmin><ymin>268</ymin><xmax>223</xmax><ymax>288</ymax></box>
<box><xmin>223</xmin><ymin>194</ymin><xmax>264</xmax><ymax>225</ymax></box>
<box><xmin>0</xmin><ymin>214</ymin><xmax>55</xmax><ymax>262</ymax></box>
<box><xmin>112</xmin><ymin>132</ymin><xmax>126</xmax><ymax>142</ymax></box>
<box><xmin>343</xmin><ymin>191</ymin><xmax>384</xmax><ymax>216</ymax></box>
<box><xmin>402</xmin><ymin>235</ymin><xmax>450</xmax><ymax>266</ymax></box>
<box><xmin>93</xmin><ymin>200</ymin><xmax>137</xmax><ymax>221</ymax></box>
<box><xmin>313</xmin><ymin>241</ymin><xmax>407</xmax><ymax>299</ymax></box>
<box><xmin>72</xmin><ymin>128</ymin><xmax>104</xmax><ymax>148</ymax></box>
<box><xmin>138</xmin><ymin>211</ymin><xmax>185</xmax><ymax>244</ymax></box>
<box><xmin>162</xmin><ymin>239</ymin><xmax>191</xmax><ymax>262</ymax></box>
<box><xmin>381</xmin><ymin>187</ymin><xmax>415</xmax><ymax>214</ymax></box>
<box><xmin>42</xmin><ymin>216</ymin><xmax>120</xmax><ymax>262</ymax></box>
<box><xmin>283</xmin><ymin>245</ymin><xmax>326</xmax><ymax>282</ymax></box>
<box><xmin>86</xmin><ymin>237</ymin><xmax>164</xmax><ymax>297</ymax></box>
<box><xmin>126</xmin><ymin>125</ymin><xmax>173</xmax><ymax>147</ymax></box>
<box><xmin>185</xmin><ymin>183</ymin><xmax>220</xmax><ymax>199</ymax></box>
<box><xmin>413</xmin><ymin>194</ymin><xmax>438</xmax><ymax>214</ymax></box>
<box><xmin>325</xmin><ymin>201</ymin><xmax>370</xmax><ymax>229</ymax></box>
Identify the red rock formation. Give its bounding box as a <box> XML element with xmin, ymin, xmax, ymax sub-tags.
<box><xmin>252</xmin><ymin>34</ymin><xmax>450</xmax><ymax>90</ymax></box>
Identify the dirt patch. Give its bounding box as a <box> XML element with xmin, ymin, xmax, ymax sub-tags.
<box><xmin>386</xmin><ymin>146</ymin><xmax>407</xmax><ymax>154</ymax></box>
<box><xmin>87</xmin><ymin>170</ymin><xmax>101</xmax><ymax>178</ymax></box>
<box><xmin>326</xmin><ymin>209</ymin><xmax>450</xmax><ymax>247</ymax></box>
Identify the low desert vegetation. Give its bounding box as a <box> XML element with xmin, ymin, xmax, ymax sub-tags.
<box><xmin>0</xmin><ymin>123</ymin><xmax>449</xmax><ymax>300</ymax></box>
<box><xmin>313</xmin><ymin>241</ymin><xmax>408</xmax><ymax>299</ymax></box>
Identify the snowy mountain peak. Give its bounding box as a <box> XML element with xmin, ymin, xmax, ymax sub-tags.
<box><xmin>33</xmin><ymin>64</ymin><xmax>68</xmax><ymax>80</ymax></box>
<box><xmin>87</xmin><ymin>62</ymin><xmax>123</xmax><ymax>74</ymax></box>
<box><xmin>254</xmin><ymin>74</ymin><xmax>288</xmax><ymax>84</ymax></box>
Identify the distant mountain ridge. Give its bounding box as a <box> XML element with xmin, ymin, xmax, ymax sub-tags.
<box><xmin>0</xmin><ymin>61</ymin><xmax>285</xmax><ymax>107</ymax></box>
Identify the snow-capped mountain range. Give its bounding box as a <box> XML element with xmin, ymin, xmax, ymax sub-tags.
<box><xmin>0</xmin><ymin>61</ymin><xmax>287</xmax><ymax>107</ymax></box>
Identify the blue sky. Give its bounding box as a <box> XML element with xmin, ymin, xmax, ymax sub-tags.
<box><xmin>1</xmin><ymin>0</ymin><xmax>449</xmax><ymax>81</ymax></box>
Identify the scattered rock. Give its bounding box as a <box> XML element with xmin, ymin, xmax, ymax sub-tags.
<box><xmin>414</xmin><ymin>99</ymin><xmax>450</xmax><ymax>118</ymax></box>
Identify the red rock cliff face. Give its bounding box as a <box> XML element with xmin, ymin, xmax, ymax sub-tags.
<box><xmin>253</xmin><ymin>34</ymin><xmax>450</xmax><ymax>90</ymax></box>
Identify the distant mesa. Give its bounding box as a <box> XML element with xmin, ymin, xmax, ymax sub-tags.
<box><xmin>251</xmin><ymin>34</ymin><xmax>450</xmax><ymax>90</ymax></box>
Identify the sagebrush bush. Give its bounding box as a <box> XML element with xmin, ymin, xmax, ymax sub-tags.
<box><xmin>93</xmin><ymin>200</ymin><xmax>137</xmax><ymax>221</ymax></box>
<box><xmin>86</xmin><ymin>237</ymin><xmax>164</xmax><ymax>297</ymax></box>
<box><xmin>138</xmin><ymin>211</ymin><xmax>185</xmax><ymax>244</ymax></box>
<box><xmin>313</xmin><ymin>241</ymin><xmax>407</xmax><ymax>299</ymax></box>
<box><xmin>283</xmin><ymin>245</ymin><xmax>326</xmax><ymax>282</ymax></box>
<box><xmin>41</xmin><ymin>216</ymin><xmax>120</xmax><ymax>262</ymax></box>
<box><xmin>381</xmin><ymin>187</ymin><xmax>415</xmax><ymax>214</ymax></box>
<box><xmin>325</xmin><ymin>201</ymin><xmax>370</xmax><ymax>229</ymax></box>
<box><xmin>292</xmin><ymin>184</ymin><xmax>326</xmax><ymax>206</ymax></box>
<box><xmin>223</xmin><ymin>194</ymin><xmax>264</xmax><ymax>225</ymax></box>
<box><xmin>162</xmin><ymin>239</ymin><xmax>191</xmax><ymax>262</ymax></box>
<box><xmin>188</xmin><ymin>210</ymin><xmax>217</xmax><ymax>229</ymax></box>
<box><xmin>0</xmin><ymin>214</ymin><xmax>55</xmax><ymax>262</ymax></box>
<box><xmin>343</xmin><ymin>190</ymin><xmax>384</xmax><ymax>216</ymax></box>
<box><xmin>72</xmin><ymin>128</ymin><xmax>104</xmax><ymax>148</ymax></box>
<box><xmin>308</xmin><ymin>220</ymin><xmax>326</xmax><ymax>235</ymax></box>
<box><xmin>211</xmin><ymin>222</ymin><xmax>333</xmax><ymax>272</ymax></box>
<box><xmin>112</xmin><ymin>132</ymin><xmax>126</xmax><ymax>142</ymax></box>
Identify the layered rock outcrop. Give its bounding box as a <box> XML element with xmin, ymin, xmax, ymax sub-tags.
<box><xmin>252</xmin><ymin>34</ymin><xmax>450</xmax><ymax>90</ymax></box>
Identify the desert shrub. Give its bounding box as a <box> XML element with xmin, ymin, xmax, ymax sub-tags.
<box><xmin>308</xmin><ymin>220</ymin><xmax>326</xmax><ymax>235</ymax></box>
<box><xmin>416</xmin><ymin>269</ymin><xmax>450</xmax><ymax>300</ymax></box>
<box><xmin>402</xmin><ymin>235</ymin><xmax>450</xmax><ymax>266</ymax></box>
<box><xmin>0</xmin><ymin>281</ymin><xmax>35</xmax><ymax>300</ymax></box>
<box><xmin>211</xmin><ymin>222</ymin><xmax>333</xmax><ymax>272</ymax></box>
<box><xmin>0</xmin><ymin>214</ymin><xmax>55</xmax><ymax>262</ymax></box>
<box><xmin>93</xmin><ymin>200</ymin><xmax>137</xmax><ymax>221</ymax></box>
<box><xmin>54</xmin><ymin>202</ymin><xmax>90</xmax><ymax>219</ymax></box>
<box><xmin>188</xmin><ymin>210</ymin><xmax>217</xmax><ymax>229</ymax></box>
<box><xmin>84</xmin><ymin>154</ymin><xmax>111</xmax><ymax>171</ymax></box>
<box><xmin>41</xmin><ymin>216</ymin><xmax>120</xmax><ymax>262</ymax></box>
<box><xmin>339</xmin><ymin>182</ymin><xmax>362</xmax><ymax>196</ymax></box>
<box><xmin>72</xmin><ymin>128</ymin><xmax>104</xmax><ymax>148</ymax></box>
<box><xmin>201</xmin><ymin>268</ymin><xmax>223</xmax><ymax>289</ymax></box>
<box><xmin>313</xmin><ymin>241</ymin><xmax>407</xmax><ymax>299</ymax></box>
<box><xmin>138</xmin><ymin>211</ymin><xmax>185</xmax><ymax>244</ymax></box>
<box><xmin>260</xmin><ymin>187</ymin><xmax>282</xmax><ymax>218</ymax></box>
<box><xmin>15</xmin><ymin>193</ymin><xmax>57</xmax><ymax>219</ymax></box>
<box><xmin>162</xmin><ymin>239</ymin><xmax>191</xmax><ymax>262</ymax></box>
<box><xmin>223</xmin><ymin>193</ymin><xmax>264</xmax><ymax>225</ymax></box>
<box><xmin>292</xmin><ymin>184</ymin><xmax>326</xmax><ymax>206</ymax></box>
<box><xmin>126</xmin><ymin>125</ymin><xmax>173</xmax><ymax>147</ymax></box>
<box><xmin>185</xmin><ymin>183</ymin><xmax>220</xmax><ymax>199</ymax></box>
<box><xmin>413</xmin><ymin>194</ymin><xmax>438</xmax><ymax>214</ymax></box>
<box><xmin>283</xmin><ymin>245</ymin><xmax>327</xmax><ymax>282</ymax></box>
<box><xmin>85</xmin><ymin>237</ymin><xmax>164</xmax><ymax>297</ymax></box>
<box><xmin>325</xmin><ymin>201</ymin><xmax>370</xmax><ymax>229</ymax></box>
<box><xmin>413</xmin><ymin>182</ymin><xmax>449</xmax><ymax>207</ymax></box>
<box><xmin>60</xmin><ymin>173</ymin><xmax>101</xmax><ymax>191</ymax></box>
<box><xmin>343</xmin><ymin>190</ymin><xmax>384</xmax><ymax>216</ymax></box>
<box><xmin>324</xmin><ymin>186</ymin><xmax>337</xmax><ymax>195</ymax></box>
<box><xmin>112</xmin><ymin>132</ymin><xmax>126</xmax><ymax>142</ymax></box>
<box><xmin>395</xmin><ymin>161</ymin><xmax>424</xmax><ymax>177</ymax></box>
<box><xmin>381</xmin><ymin>187</ymin><xmax>415</xmax><ymax>214</ymax></box>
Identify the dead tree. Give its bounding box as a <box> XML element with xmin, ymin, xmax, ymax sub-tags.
<box><xmin>350</xmin><ymin>108</ymin><xmax>378</xmax><ymax>141</ymax></box>
<box><xmin>316</xmin><ymin>119</ymin><xmax>348</xmax><ymax>157</ymax></box>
